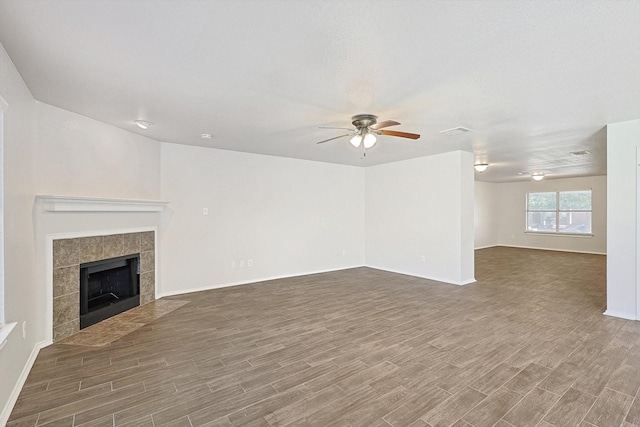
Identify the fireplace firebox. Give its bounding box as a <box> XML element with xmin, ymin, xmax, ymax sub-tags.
<box><xmin>80</xmin><ymin>254</ymin><xmax>140</xmax><ymax>329</ymax></box>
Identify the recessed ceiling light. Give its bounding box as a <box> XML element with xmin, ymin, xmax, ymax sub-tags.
<box><xmin>201</xmin><ymin>133</ymin><xmax>213</xmax><ymax>139</ymax></box>
<box><xmin>440</xmin><ymin>126</ymin><xmax>472</xmax><ymax>136</ymax></box>
<box><xmin>134</xmin><ymin>120</ymin><xmax>152</xmax><ymax>130</ymax></box>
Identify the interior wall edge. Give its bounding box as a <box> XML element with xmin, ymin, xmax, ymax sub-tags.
<box><xmin>495</xmin><ymin>244</ymin><xmax>606</xmax><ymax>256</ymax></box>
<box><xmin>156</xmin><ymin>264</ymin><xmax>366</xmax><ymax>298</ymax></box>
<box><xmin>603</xmin><ymin>309</ymin><xmax>637</xmax><ymax>321</ymax></box>
<box><xmin>364</xmin><ymin>264</ymin><xmax>475</xmax><ymax>286</ymax></box>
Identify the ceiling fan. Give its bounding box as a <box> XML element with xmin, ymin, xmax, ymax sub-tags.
<box><xmin>316</xmin><ymin>114</ymin><xmax>420</xmax><ymax>149</ymax></box>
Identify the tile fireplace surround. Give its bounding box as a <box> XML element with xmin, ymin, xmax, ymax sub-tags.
<box><xmin>52</xmin><ymin>231</ymin><xmax>155</xmax><ymax>342</ymax></box>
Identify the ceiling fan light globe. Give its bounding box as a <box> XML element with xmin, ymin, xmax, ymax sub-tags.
<box><xmin>363</xmin><ymin>133</ymin><xmax>377</xmax><ymax>149</ymax></box>
<box><xmin>474</xmin><ymin>163</ymin><xmax>489</xmax><ymax>172</ymax></box>
<box><xmin>350</xmin><ymin>135</ymin><xmax>363</xmax><ymax>148</ymax></box>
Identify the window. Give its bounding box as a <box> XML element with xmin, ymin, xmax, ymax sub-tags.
<box><xmin>526</xmin><ymin>190</ymin><xmax>592</xmax><ymax>234</ymax></box>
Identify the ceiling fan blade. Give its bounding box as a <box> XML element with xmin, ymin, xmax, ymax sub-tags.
<box><xmin>316</xmin><ymin>133</ymin><xmax>351</xmax><ymax>144</ymax></box>
<box><xmin>378</xmin><ymin>130</ymin><xmax>421</xmax><ymax>140</ymax></box>
<box><xmin>318</xmin><ymin>126</ymin><xmax>355</xmax><ymax>131</ymax></box>
<box><xmin>370</xmin><ymin>120</ymin><xmax>400</xmax><ymax>130</ymax></box>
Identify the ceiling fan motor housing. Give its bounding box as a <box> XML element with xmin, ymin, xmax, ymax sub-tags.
<box><xmin>352</xmin><ymin>114</ymin><xmax>378</xmax><ymax>130</ymax></box>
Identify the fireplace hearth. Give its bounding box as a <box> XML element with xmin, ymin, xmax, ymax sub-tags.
<box><xmin>80</xmin><ymin>254</ymin><xmax>140</xmax><ymax>329</ymax></box>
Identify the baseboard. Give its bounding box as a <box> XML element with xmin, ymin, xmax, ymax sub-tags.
<box><xmin>364</xmin><ymin>264</ymin><xmax>475</xmax><ymax>286</ymax></box>
<box><xmin>474</xmin><ymin>244</ymin><xmax>499</xmax><ymax>250</ymax></box>
<box><xmin>491</xmin><ymin>244</ymin><xmax>606</xmax><ymax>256</ymax></box>
<box><xmin>0</xmin><ymin>340</ymin><xmax>48</xmax><ymax>426</ymax></box>
<box><xmin>157</xmin><ymin>265</ymin><xmax>365</xmax><ymax>298</ymax></box>
<box><xmin>604</xmin><ymin>310</ymin><xmax>637</xmax><ymax>321</ymax></box>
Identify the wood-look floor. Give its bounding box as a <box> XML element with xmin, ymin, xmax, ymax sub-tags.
<box><xmin>8</xmin><ymin>247</ymin><xmax>640</xmax><ymax>427</ymax></box>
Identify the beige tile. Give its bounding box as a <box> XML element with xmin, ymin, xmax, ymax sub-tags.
<box><xmin>53</xmin><ymin>319</ymin><xmax>79</xmax><ymax>341</ymax></box>
<box><xmin>583</xmin><ymin>388</ymin><xmax>634</xmax><ymax>427</ymax></box>
<box><xmin>383</xmin><ymin>386</ymin><xmax>451</xmax><ymax>426</ymax></box>
<box><xmin>543</xmin><ymin>387</ymin><xmax>596</xmax><ymax>426</ymax></box>
<box><xmin>103</xmin><ymin>233</ymin><xmax>124</xmax><ymax>258</ymax></box>
<box><xmin>140</xmin><ymin>250</ymin><xmax>154</xmax><ymax>274</ymax></box>
<box><xmin>502</xmin><ymin>387</ymin><xmax>559</xmax><ymax>427</ymax></box>
<box><xmin>625</xmin><ymin>396</ymin><xmax>640</xmax><ymax>425</ymax></box>
<box><xmin>77</xmin><ymin>236</ymin><xmax>104</xmax><ymax>263</ymax></box>
<box><xmin>9</xmin><ymin>249</ymin><xmax>630</xmax><ymax>427</ymax></box>
<box><xmin>140</xmin><ymin>231</ymin><xmax>154</xmax><ymax>251</ymax></box>
<box><xmin>6</xmin><ymin>413</ymin><xmax>39</xmax><ymax>427</ymax></box>
<box><xmin>141</xmin><ymin>291</ymin><xmax>154</xmax><ymax>306</ymax></box>
<box><xmin>53</xmin><ymin>238</ymin><xmax>78</xmax><ymax>268</ymax></box>
<box><xmin>607</xmin><ymin>363</ymin><xmax>640</xmax><ymax>397</ymax></box>
<box><xmin>504</xmin><ymin>363</ymin><xmax>551</xmax><ymax>394</ymax></box>
<box><xmin>462</xmin><ymin>388</ymin><xmax>523</xmax><ymax>427</ymax></box>
<box><xmin>422</xmin><ymin>386</ymin><xmax>487</xmax><ymax>427</ymax></box>
<box><xmin>469</xmin><ymin>363</ymin><xmax>520</xmax><ymax>395</ymax></box>
<box><xmin>123</xmin><ymin>233</ymin><xmax>141</xmax><ymax>255</ymax></box>
<box><xmin>53</xmin><ymin>266</ymin><xmax>79</xmax><ymax>298</ymax></box>
<box><xmin>140</xmin><ymin>271</ymin><xmax>155</xmax><ymax>297</ymax></box>
<box><xmin>538</xmin><ymin>361</ymin><xmax>582</xmax><ymax>395</ymax></box>
<box><xmin>53</xmin><ymin>292</ymin><xmax>78</xmax><ymax>327</ymax></box>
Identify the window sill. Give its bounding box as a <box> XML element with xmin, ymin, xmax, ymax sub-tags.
<box><xmin>525</xmin><ymin>232</ymin><xmax>593</xmax><ymax>238</ymax></box>
<box><xmin>0</xmin><ymin>322</ymin><xmax>17</xmax><ymax>351</ymax></box>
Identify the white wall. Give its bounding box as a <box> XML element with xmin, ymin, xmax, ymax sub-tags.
<box><xmin>0</xmin><ymin>42</ymin><xmax>39</xmax><ymax>423</ymax></box>
<box><xmin>606</xmin><ymin>118</ymin><xmax>640</xmax><ymax>320</ymax></box>
<box><xmin>32</xmin><ymin>100</ymin><xmax>163</xmax><ymax>345</ymax></box>
<box><xmin>159</xmin><ymin>143</ymin><xmax>365</xmax><ymax>295</ymax></box>
<box><xmin>0</xmin><ymin>42</ymin><xmax>164</xmax><ymax>423</ymax></box>
<box><xmin>474</xmin><ymin>176</ymin><xmax>607</xmax><ymax>254</ymax></box>
<box><xmin>474</xmin><ymin>181</ymin><xmax>499</xmax><ymax>249</ymax></box>
<box><xmin>365</xmin><ymin>151</ymin><xmax>475</xmax><ymax>285</ymax></box>
<box><xmin>35</xmin><ymin>102</ymin><xmax>160</xmax><ymax>199</ymax></box>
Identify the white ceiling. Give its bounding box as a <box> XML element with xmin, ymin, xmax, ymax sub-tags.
<box><xmin>1</xmin><ymin>0</ymin><xmax>639</xmax><ymax>182</ymax></box>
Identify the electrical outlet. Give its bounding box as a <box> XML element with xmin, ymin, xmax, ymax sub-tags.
<box><xmin>248</xmin><ymin>259</ymin><xmax>253</xmax><ymax>267</ymax></box>
<box><xmin>202</xmin><ymin>207</ymin><xmax>209</xmax><ymax>216</ymax></box>
<box><xmin>22</xmin><ymin>321</ymin><xmax>27</xmax><ymax>339</ymax></box>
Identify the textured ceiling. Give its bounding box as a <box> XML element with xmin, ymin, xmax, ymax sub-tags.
<box><xmin>1</xmin><ymin>0</ymin><xmax>639</xmax><ymax>182</ymax></box>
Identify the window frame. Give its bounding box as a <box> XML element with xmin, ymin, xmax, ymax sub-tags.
<box><xmin>0</xmin><ymin>97</ymin><xmax>5</xmax><ymax>326</ymax></box>
<box><xmin>0</xmin><ymin>95</ymin><xmax>7</xmax><ymax>339</ymax></box>
<box><xmin>525</xmin><ymin>189</ymin><xmax>593</xmax><ymax>236</ymax></box>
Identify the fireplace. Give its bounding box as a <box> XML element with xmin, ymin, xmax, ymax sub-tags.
<box><xmin>52</xmin><ymin>230</ymin><xmax>156</xmax><ymax>342</ymax></box>
<box><xmin>80</xmin><ymin>254</ymin><xmax>141</xmax><ymax>329</ymax></box>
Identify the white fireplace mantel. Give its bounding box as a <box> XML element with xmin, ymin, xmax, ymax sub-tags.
<box><xmin>35</xmin><ymin>195</ymin><xmax>170</xmax><ymax>213</ymax></box>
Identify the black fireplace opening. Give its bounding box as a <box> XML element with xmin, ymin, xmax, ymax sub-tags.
<box><xmin>80</xmin><ymin>254</ymin><xmax>140</xmax><ymax>329</ymax></box>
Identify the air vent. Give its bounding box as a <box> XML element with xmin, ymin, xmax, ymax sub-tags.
<box><xmin>570</xmin><ymin>150</ymin><xmax>591</xmax><ymax>156</ymax></box>
<box><xmin>440</xmin><ymin>126</ymin><xmax>472</xmax><ymax>136</ymax></box>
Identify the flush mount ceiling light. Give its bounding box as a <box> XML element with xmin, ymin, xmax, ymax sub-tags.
<box><xmin>134</xmin><ymin>120</ymin><xmax>152</xmax><ymax>130</ymax></box>
<box><xmin>474</xmin><ymin>163</ymin><xmax>489</xmax><ymax>172</ymax></box>
<box><xmin>532</xmin><ymin>173</ymin><xmax>545</xmax><ymax>181</ymax></box>
<box><xmin>201</xmin><ymin>133</ymin><xmax>213</xmax><ymax>139</ymax></box>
